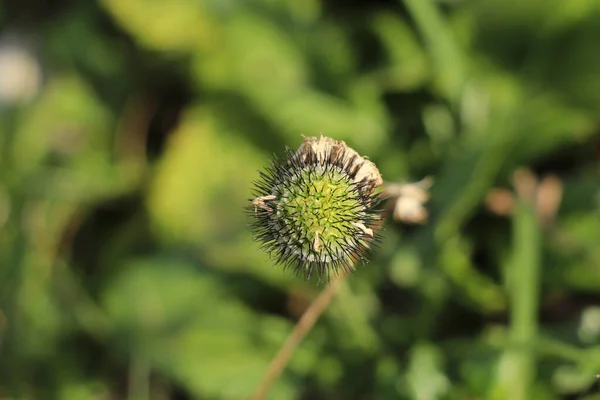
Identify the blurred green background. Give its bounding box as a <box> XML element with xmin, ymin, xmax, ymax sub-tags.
<box><xmin>1</xmin><ymin>0</ymin><xmax>600</xmax><ymax>399</ymax></box>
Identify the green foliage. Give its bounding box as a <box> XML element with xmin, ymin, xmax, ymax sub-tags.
<box><xmin>0</xmin><ymin>0</ymin><xmax>599</xmax><ymax>399</ymax></box>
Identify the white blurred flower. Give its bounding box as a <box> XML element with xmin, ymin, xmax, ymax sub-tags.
<box><xmin>578</xmin><ymin>306</ymin><xmax>600</xmax><ymax>344</ymax></box>
<box><xmin>0</xmin><ymin>37</ymin><xmax>42</xmax><ymax>106</ymax></box>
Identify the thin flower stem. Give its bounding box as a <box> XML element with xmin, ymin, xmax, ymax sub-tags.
<box><xmin>250</xmin><ymin>273</ymin><xmax>347</xmax><ymax>400</ymax></box>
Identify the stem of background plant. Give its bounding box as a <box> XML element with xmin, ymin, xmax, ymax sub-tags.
<box><xmin>250</xmin><ymin>273</ymin><xmax>346</xmax><ymax>400</ymax></box>
<box><xmin>492</xmin><ymin>195</ymin><xmax>541</xmax><ymax>400</ymax></box>
<box><xmin>129</xmin><ymin>352</ymin><xmax>150</xmax><ymax>400</ymax></box>
<box><xmin>402</xmin><ymin>0</ymin><xmax>464</xmax><ymax>104</ymax></box>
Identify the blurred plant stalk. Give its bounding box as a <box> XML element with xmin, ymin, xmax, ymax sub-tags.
<box><xmin>492</xmin><ymin>169</ymin><xmax>544</xmax><ymax>400</ymax></box>
<box><xmin>403</xmin><ymin>0</ymin><xmax>464</xmax><ymax>104</ymax></box>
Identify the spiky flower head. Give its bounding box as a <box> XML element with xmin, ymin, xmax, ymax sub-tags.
<box><xmin>249</xmin><ymin>135</ymin><xmax>384</xmax><ymax>281</ymax></box>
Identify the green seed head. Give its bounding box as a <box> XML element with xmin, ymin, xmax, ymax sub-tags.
<box><xmin>249</xmin><ymin>135</ymin><xmax>383</xmax><ymax>281</ymax></box>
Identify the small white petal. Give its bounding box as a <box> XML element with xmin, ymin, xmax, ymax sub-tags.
<box><xmin>351</xmin><ymin>222</ymin><xmax>374</xmax><ymax>237</ymax></box>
